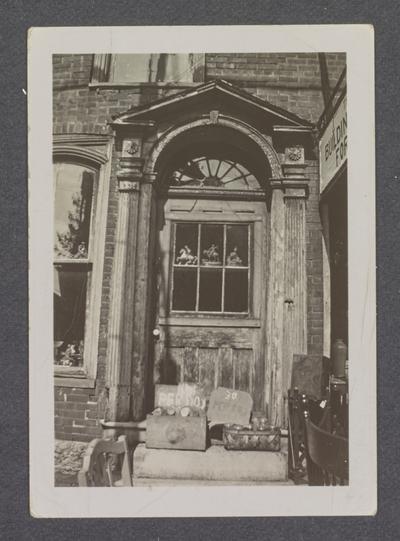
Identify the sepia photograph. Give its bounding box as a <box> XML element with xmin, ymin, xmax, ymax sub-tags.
<box><xmin>28</xmin><ymin>25</ymin><xmax>375</xmax><ymax>517</ymax></box>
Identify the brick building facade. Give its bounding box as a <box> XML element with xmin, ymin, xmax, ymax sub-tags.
<box><xmin>53</xmin><ymin>53</ymin><xmax>346</xmax><ymax>443</ymax></box>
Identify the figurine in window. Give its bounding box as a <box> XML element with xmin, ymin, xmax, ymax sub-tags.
<box><xmin>202</xmin><ymin>244</ymin><xmax>221</xmax><ymax>265</ymax></box>
<box><xmin>59</xmin><ymin>342</ymin><xmax>80</xmax><ymax>366</ymax></box>
<box><xmin>226</xmin><ymin>246</ymin><xmax>243</xmax><ymax>266</ymax></box>
<box><xmin>176</xmin><ymin>245</ymin><xmax>197</xmax><ymax>265</ymax></box>
<box><xmin>74</xmin><ymin>241</ymin><xmax>88</xmax><ymax>259</ymax></box>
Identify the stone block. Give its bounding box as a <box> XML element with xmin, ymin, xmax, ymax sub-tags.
<box><xmin>133</xmin><ymin>442</ymin><xmax>288</xmax><ymax>482</ymax></box>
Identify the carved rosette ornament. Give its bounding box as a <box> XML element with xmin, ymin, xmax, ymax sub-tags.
<box><xmin>281</xmin><ymin>146</ymin><xmax>307</xmax><ymax>186</ymax></box>
<box><xmin>285</xmin><ymin>146</ymin><xmax>304</xmax><ymax>164</ymax></box>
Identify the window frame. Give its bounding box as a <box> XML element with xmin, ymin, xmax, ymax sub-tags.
<box><xmin>158</xmin><ymin>200</ymin><xmax>266</xmax><ymax>325</ymax></box>
<box><xmin>170</xmin><ymin>221</ymin><xmax>252</xmax><ymax>316</ymax></box>
<box><xmin>53</xmin><ymin>139</ymin><xmax>111</xmax><ymax>386</ymax></box>
<box><xmin>90</xmin><ymin>53</ymin><xmax>206</xmax><ymax>87</ymax></box>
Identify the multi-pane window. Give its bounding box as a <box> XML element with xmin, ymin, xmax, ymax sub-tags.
<box><xmin>53</xmin><ymin>162</ymin><xmax>97</xmax><ymax>368</ymax></box>
<box><xmin>92</xmin><ymin>53</ymin><xmax>205</xmax><ymax>84</ymax></box>
<box><xmin>171</xmin><ymin>222</ymin><xmax>251</xmax><ymax>314</ymax></box>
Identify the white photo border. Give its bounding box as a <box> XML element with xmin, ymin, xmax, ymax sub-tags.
<box><xmin>28</xmin><ymin>24</ymin><xmax>376</xmax><ymax>517</ymax></box>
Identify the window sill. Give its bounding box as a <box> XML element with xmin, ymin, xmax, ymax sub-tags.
<box><xmin>89</xmin><ymin>81</ymin><xmax>201</xmax><ymax>90</ymax></box>
<box><xmin>54</xmin><ymin>366</ymin><xmax>95</xmax><ymax>388</ymax></box>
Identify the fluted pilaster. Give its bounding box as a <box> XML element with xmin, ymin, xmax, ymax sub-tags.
<box><xmin>106</xmin><ymin>152</ymin><xmax>144</xmax><ymax>421</ymax></box>
<box><xmin>266</xmin><ymin>156</ymin><xmax>309</xmax><ymax>427</ymax></box>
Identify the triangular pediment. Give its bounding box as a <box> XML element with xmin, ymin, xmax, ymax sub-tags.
<box><xmin>111</xmin><ymin>79</ymin><xmax>313</xmax><ymax>130</ymax></box>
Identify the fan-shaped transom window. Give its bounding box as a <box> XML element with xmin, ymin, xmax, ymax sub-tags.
<box><xmin>170</xmin><ymin>156</ymin><xmax>262</xmax><ymax>191</ymax></box>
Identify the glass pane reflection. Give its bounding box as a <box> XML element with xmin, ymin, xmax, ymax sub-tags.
<box><xmin>224</xmin><ymin>269</ymin><xmax>248</xmax><ymax>312</ymax></box>
<box><xmin>54</xmin><ymin>267</ymin><xmax>87</xmax><ymax>366</ymax></box>
<box><xmin>172</xmin><ymin>267</ymin><xmax>197</xmax><ymax>310</ymax></box>
<box><xmin>175</xmin><ymin>223</ymin><xmax>198</xmax><ymax>265</ymax></box>
<box><xmin>226</xmin><ymin>225</ymin><xmax>248</xmax><ymax>266</ymax></box>
<box><xmin>54</xmin><ymin>163</ymin><xmax>95</xmax><ymax>259</ymax></box>
<box><xmin>199</xmin><ymin>268</ymin><xmax>222</xmax><ymax>311</ymax></box>
<box><xmin>200</xmin><ymin>224</ymin><xmax>223</xmax><ymax>266</ymax></box>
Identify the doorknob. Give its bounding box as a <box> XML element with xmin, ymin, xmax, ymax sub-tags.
<box><xmin>152</xmin><ymin>328</ymin><xmax>161</xmax><ymax>338</ymax></box>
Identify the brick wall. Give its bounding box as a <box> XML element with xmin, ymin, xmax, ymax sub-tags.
<box><xmin>53</xmin><ymin>54</ymin><xmax>93</xmax><ymax>89</ymax></box>
<box><xmin>206</xmin><ymin>53</ymin><xmax>345</xmax><ymax>123</ymax></box>
<box><xmin>305</xmin><ymin>160</ymin><xmax>324</xmax><ymax>354</ymax></box>
<box><xmin>55</xmin><ymin>387</ymin><xmax>102</xmax><ymax>442</ymax></box>
<box><xmin>97</xmin><ymin>148</ymin><xmax>119</xmax><ymax>389</ymax></box>
<box><xmin>53</xmin><ymin>52</ymin><xmax>341</xmax><ymax>440</ymax></box>
<box><xmin>53</xmin><ymin>53</ymin><xmax>346</xmax><ymax>132</ymax></box>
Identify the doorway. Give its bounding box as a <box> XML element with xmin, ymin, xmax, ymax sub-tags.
<box><xmin>151</xmin><ymin>161</ymin><xmax>270</xmax><ymax>410</ymax></box>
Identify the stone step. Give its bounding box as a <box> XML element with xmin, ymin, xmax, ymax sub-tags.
<box><xmin>133</xmin><ymin>478</ymin><xmax>294</xmax><ymax>486</ymax></box>
<box><xmin>133</xmin><ymin>440</ymin><xmax>288</xmax><ymax>483</ymax></box>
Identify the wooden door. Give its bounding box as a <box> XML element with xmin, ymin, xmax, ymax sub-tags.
<box><xmin>153</xmin><ymin>198</ymin><xmax>268</xmax><ymax>410</ymax></box>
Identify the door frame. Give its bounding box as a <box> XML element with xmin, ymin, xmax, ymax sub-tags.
<box><xmin>151</xmin><ymin>196</ymin><xmax>269</xmax><ymax>410</ymax></box>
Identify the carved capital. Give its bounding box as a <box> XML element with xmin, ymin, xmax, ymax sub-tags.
<box><xmin>270</xmin><ymin>178</ymin><xmax>309</xmax><ymax>199</ymax></box>
<box><xmin>281</xmin><ymin>162</ymin><xmax>307</xmax><ymax>179</ymax></box>
<box><xmin>117</xmin><ymin>156</ymin><xmax>145</xmax><ymax>190</ymax></box>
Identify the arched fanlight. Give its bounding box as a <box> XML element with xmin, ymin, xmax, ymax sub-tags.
<box><xmin>170</xmin><ymin>156</ymin><xmax>261</xmax><ymax>190</ymax></box>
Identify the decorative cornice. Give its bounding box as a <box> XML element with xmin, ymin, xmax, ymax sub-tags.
<box><xmin>273</xmin><ymin>125</ymin><xmax>314</xmax><ymax>133</ymax></box>
<box><xmin>53</xmin><ymin>145</ymin><xmax>108</xmax><ymax>166</ymax></box>
<box><xmin>109</xmin><ymin>79</ymin><xmax>312</xmax><ymax>129</ymax></box>
<box><xmin>53</xmin><ymin>134</ymin><xmax>111</xmax><ymax>146</ymax></box>
<box><xmin>110</xmin><ymin>119</ymin><xmax>157</xmax><ymax>129</ymax></box>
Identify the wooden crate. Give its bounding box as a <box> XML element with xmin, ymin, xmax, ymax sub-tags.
<box><xmin>146</xmin><ymin>414</ymin><xmax>207</xmax><ymax>451</ymax></box>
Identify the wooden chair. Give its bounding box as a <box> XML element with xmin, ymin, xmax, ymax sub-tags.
<box><xmin>78</xmin><ymin>435</ymin><xmax>132</xmax><ymax>487</ymax></box>
<box><xmin>303</xmin><ymin>410</ymin><xmax>348</xmax><ymax>486</ymax></box>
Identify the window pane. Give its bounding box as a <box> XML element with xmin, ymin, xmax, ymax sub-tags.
<box><xmin>110</xmin><ymin>54</ymin><xmax>198</xmax><ymax>83</ymax></box>
<box><xmin>162</xmin><ymin>54</ymin><xmax>193</xmax><ymax>82</ymax></box>
<box><xmin>224</xmin><ymin>269</ymin><xmax>248</xmax><ymax>312</ymax></box>
<box><xmin>54</xmin><ymin>267</ymin><xmax>88</xmax><ymax>367</ymax></box>
<box><xmin>200</xmin><ymin>224</ymin><xmax>223</xmax><ymax>266</ymax></box>
<box><xmin>226</xmin><ymin>225</ymin><xmax>248</xmax><ymax>266</ymax></box>
<box><xmin>172</xmin><ymin>268</ymin><xmax>197</xmax><ymax>310</ymax></box>
<box><xmin>112</xmin><ymin>54</ymin><xmax>152</xmax><ymax>82</ymax></box>
<box><xmin>175</xmin><ymin>223</ymin><xmax>198</xmax><ymax>265</ymax></box>
<box><xmin>199</xmin><ymin>268</ymin><xmax>222</xmax><ymax>311</ymax></box>
<box><xmin>54</xmin><ymin>163</ymin><xmax>95</xmax><ymax>259</ymax></box>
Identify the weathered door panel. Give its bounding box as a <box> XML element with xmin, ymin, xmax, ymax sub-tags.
<box><xmin>153</xmin><ymin>199</ymin><xmax>268</xmax><ymax>411</ymax></box>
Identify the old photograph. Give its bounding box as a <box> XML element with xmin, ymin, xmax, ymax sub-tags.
<box><xmin>29</xmin><ymin>25</ymin><xmax>375</xmax><ymax>517</ymax></box>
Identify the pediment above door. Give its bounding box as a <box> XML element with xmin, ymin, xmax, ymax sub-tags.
<box><xmin>110</xmin><ymin>79</ymin><xmax>314</xmax><ymax>136</ymax></box>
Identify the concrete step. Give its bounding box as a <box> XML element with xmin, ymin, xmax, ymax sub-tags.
<box><xmin>133</xmin><ymin>440</ymin><xmax>288</xmax><ymax>483</ymax></box>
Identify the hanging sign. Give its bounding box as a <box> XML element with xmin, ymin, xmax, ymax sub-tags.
<box><xmin>319</xmin><ymin>95</ymin><xmax>347</xmax><ymax>194</ymax></box>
